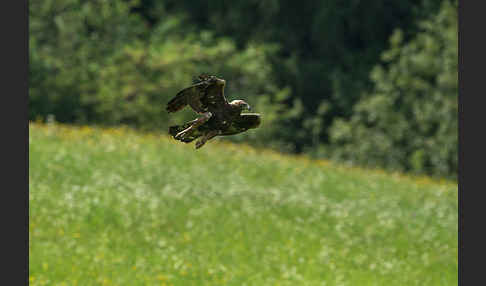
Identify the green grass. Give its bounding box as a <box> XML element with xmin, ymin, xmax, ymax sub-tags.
<box><xmin>29</xmin><ymin>123</ymin><xmax>458</xmax><ymax>286</ymax></box>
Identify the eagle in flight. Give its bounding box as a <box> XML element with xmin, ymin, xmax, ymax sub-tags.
<box><xmin>167</xmin><ymin>75</ymin><xmax>261</xmax><ymax>149</ymax></box>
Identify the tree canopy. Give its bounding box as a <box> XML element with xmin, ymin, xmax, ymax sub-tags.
<box><xmin>29</xmin><ymin>0</ymin><xmax>458</xmax><ymax>179</ymax></box>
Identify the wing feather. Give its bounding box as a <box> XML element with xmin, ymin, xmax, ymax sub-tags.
<box><xmin>220</xmin><ymin>113</ymin><xmax>261</xmax><ymax>136</ymax></box>
<box><xmin>166</xmin><ymin>82</ymin><xmax>208</xmax><ymax>113</ymax></box>
<box><xmin>200</xmin><ymin>87</ymin><xmax>227</xmax><ymax>111</ymax></box>
<box><xmin>167</xmin><ymin>76</ymin><xmax>229</xmax><ymax>114</ymax></box>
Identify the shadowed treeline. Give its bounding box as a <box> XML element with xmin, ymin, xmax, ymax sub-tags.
<box><xmin>29</xmin><ymin>0</ymin><xmax>457</xmax><ymax>179</ymax></box>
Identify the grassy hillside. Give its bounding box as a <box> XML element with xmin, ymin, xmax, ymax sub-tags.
<box><xmin>29</xmin><ymin>123</ymin><xmax>457</xmax><ymax>285</ymax></box>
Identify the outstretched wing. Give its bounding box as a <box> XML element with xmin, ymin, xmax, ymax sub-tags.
<box><xmin>166</xmin><ymin>75</ymin><xmax>228</xmax><ymax>114</ymax></box>
<box><xmin>166</xmin><ymin>82</ymin><xmax>209</xmax><ymax>113</ymax></box>
<box><xmin>220</xmin><ymin>113</ymin><xmax>261</xmax><ymax>136</ymax></box>
<box><xmin>199</xmin><ymin>81</ymin><xmax>228</xmax><ymax>111</ymax></box>
<box><xmin>168</xmin><ymin>113</ymin><xmax>261</xmax><ymax>143</ymax></box>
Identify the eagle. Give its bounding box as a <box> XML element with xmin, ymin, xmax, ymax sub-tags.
<box><xmin>166</xmin><ymin>75</ymin><xmax>261</xmax><ymax>149</ymax></box>
<box><xmin>169</xmin><ymin>113</ymin><xmax>261</xmax><ymax>149</ymax></box>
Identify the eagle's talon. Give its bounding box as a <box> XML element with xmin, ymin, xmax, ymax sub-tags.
<box><xmin>195</xmin><ymin>140</ymin><xmax>206</xmax><ymax>149</ymax></box>
<box><xmin>175</xmin><ymin>131</ymin><xmax>187</xmax><ymax>139</ymax></box>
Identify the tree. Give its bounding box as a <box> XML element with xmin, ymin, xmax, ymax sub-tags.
<box><xmin>328</xmin><ymin>1</ymin><xmax>458</xmax><ymax>178</ymax></box>
<box><xmin>94</xmin><ymin>20</ymin><xmax>294</xmax><ymax>151</ymax></box>
<box><xmin>29</xmin><ymin>0</ymin><xmax>147</xmax><ymax>122</ymax></box>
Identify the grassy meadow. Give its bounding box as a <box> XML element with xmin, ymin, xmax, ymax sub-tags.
<box><xmin>29</xmin><ymin>123</ymin><xmax>458</xmax><ymax>285</ymax></box>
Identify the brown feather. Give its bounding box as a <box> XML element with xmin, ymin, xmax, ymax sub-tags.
<box><xmin>166</xmin><ymin>90</ymin><xmax>188</xmax><ymax>113</ymax></box>
<box><xmin>166</xmin><ymin>77</ymin><xmax>228</xmax><ymax>114</ymax></box>
<box><xmin>166</xmin><ymin>83</ymin><xmax>206</xmax><ymax>113</ymax></box>
<box><xmin>169</xmin><ymin>113</ymin><xmax>261</xmax><ymax>146</ymax></box>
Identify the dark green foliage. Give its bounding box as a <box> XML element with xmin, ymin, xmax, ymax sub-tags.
<box><xmin>328</xmin><ymin>1</ymin><xmax>458</xmax><ymax>179</ymax></box>
<box><xmin>29</xmin><ymin>0</ymin><xmax>457</xmax><ymax>178</ymax></box>
<box><xmin>29</xmin><ymin>0</ymin><xmax>147</xmax><ymax>123</ymax></box>
<box><xmin>156</xmin><ymin>0</ymin><xmax>446</xmax><ymax>150</ymax></box>
<box><xmin>29</xmin><ymin>0</ymin><xmax>293</xmax><ymax>149</ymax></box>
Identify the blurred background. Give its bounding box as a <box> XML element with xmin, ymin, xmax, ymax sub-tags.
<box><xmin>29</xmin><ymin>0</ymin><xmax>458</xmax><ymax>180</ymax></box>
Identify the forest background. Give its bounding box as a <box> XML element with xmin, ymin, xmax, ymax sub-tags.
<box><xmin>29</xmin><ymin>0</ymin><xmax>458</xmax><ymax>179</ymax></box>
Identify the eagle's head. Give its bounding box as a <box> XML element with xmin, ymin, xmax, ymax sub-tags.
<box><xmin>230</xmin><ymin>99</ymin><xmax>251</xmax><ymax>112</ymax></box>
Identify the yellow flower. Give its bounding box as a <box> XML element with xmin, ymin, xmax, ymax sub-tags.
<box><xmin>183</xmin><ymin>233</ymin><xmax>191</xmax><ymax>242</ymax></box>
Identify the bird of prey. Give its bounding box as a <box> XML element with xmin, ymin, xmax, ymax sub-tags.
<box><xmin>169</xmin><ymin>113</ymin><xmax>261</xmax><ymax>149</ymax></box>
<box><xmin>166</xmin><ymin>74</ymin><xmax>261</xmax><ymax>148</ymax></box>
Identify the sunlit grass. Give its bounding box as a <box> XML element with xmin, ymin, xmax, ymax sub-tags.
<box><xmin>29</xmin><ymin>122</ymin><xmax>457</xmax><ymax>285</ymax></box>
